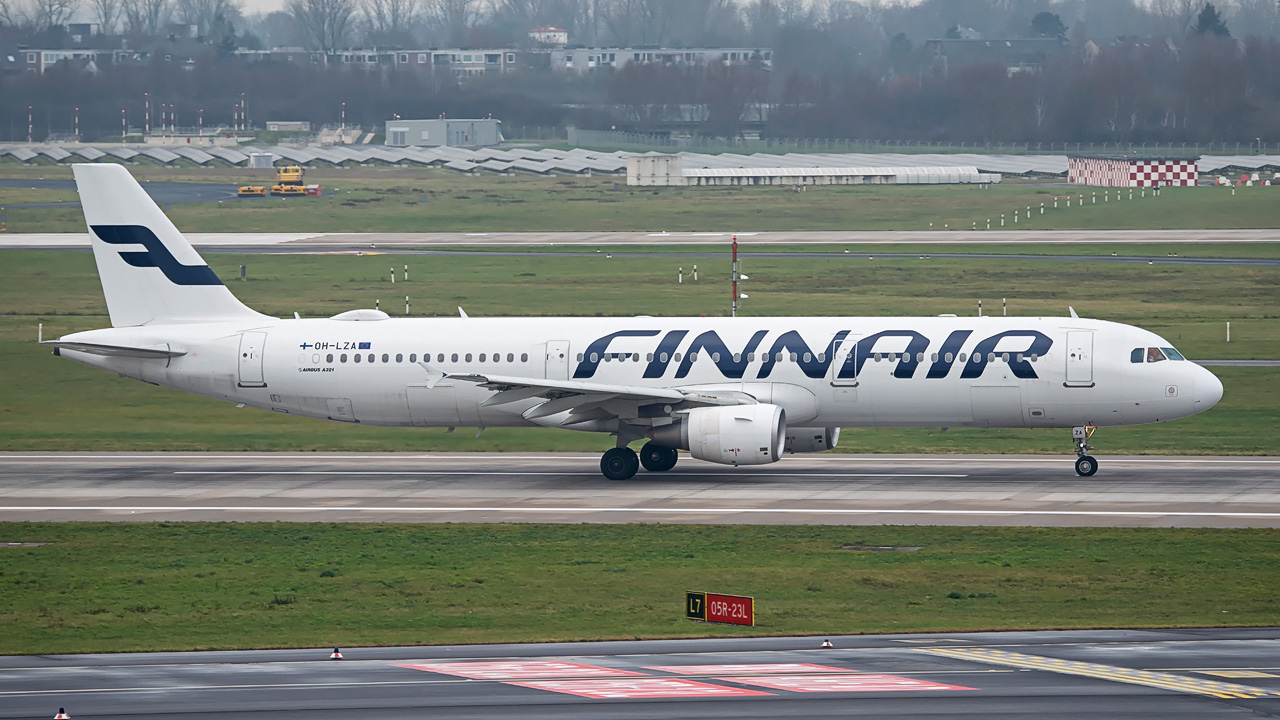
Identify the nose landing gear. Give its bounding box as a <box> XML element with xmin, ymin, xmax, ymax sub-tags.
<box><xmin>1073</xmin><ymin>425</ymin><xmax>1098</xmax><ymax>476</ymax></box>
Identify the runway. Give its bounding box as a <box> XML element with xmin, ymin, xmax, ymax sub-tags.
<box><xmin>3</xmin><ymin>628</ymin><xmax>1279</xmax><ymax>719</ymax></box>
<box><xmin>3</xmin><ymin>453</ymin><xmax>1279</xmax><ymax>527</ymax></box>
<box><xmin>3</xmin><ymin>228</ymin><xmax>1280</xmax><ymax>248</ymax></box>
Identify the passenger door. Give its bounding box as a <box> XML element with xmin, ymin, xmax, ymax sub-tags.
<box><xmin>1065</xmin><ymin>330</ymin><xmax>1095</xmax><ymax>387</ymax></box>
<box><xmin>237</xmin><ymin>331</ymin><xmax>267</xmax><ymax>388</ymax></box>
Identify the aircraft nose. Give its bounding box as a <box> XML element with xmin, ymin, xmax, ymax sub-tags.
<box><xmin>1194</xmin><ymin>367</ymin><xmax>1224</xmax><ymax>410</ymax></box>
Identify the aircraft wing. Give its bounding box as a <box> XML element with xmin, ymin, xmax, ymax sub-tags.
<box><xmin>421</xmin><ymin>363</ymin><xmax>755</xmax><ymax>424</ymax></box>
<box><xmin>42</xmin><ymin>340</ymin><xmax>186</xmax><ymax>359</ymax></box>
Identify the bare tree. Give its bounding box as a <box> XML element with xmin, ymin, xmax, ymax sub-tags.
<box><xmin>91</xmin><ymin>0</ymin><xmax>121</xmax><ymax>32</ymax></box>
<box><xmin>1150</xmin><ymin>0</ymin><xmax>1198</xmax><ymax>37</ymax></box>
<box><xmin>175</xmin><ymin>0</ymin><xmax>238</xmax><ymax>36</ymax></box>
<box><xmin>33</xmin><ymin>0</ymin><xmax>77</xmax><ymax>28</ymax></box>
<box><xmin>362</xmin><ymin>0</ymin><xmax>417</xmax><ymax>42</ymax></box>
<box><xmin>123</xmin><ymin>0</ymin><xmax>172</xmax><ymax>35</ymax></box>
<box><xmin>425</xmin><ymin>0</ymin><xmax>478</xmax><ymax>46</ymax></box>
<box><xmin>288</xmin><ymin>0</ymin><xmax>357</xmax><ymax>51</ymax></box>
<box><xmin>0</xmin><ymin>0</ymin><xmax>30</xmax><ymax>29</ymax></box>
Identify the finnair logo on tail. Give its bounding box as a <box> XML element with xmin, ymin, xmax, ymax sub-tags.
<box><xmin>91</xmin><ymin>225</ymin><xmax>222</xmax><ymax>286</ymax></box>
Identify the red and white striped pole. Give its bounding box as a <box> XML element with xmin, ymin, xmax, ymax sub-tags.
<box><xmin>241</xmin><ymin>93</ymin><xmax>246</xmax><ymax>132</ymax></box>
<box><xmin>731</xmin><ymin>235</ymin><xmax>739</xmax><ymax>317</ymax></box>
<box><xmin>121</xmin><ymin>108</ymin><xmax>126</xmax><ymax>141</ymax></box>
<box><xmin>74</xmin><ymin>107</ymin><xmax>79</xmax><ymax>143</ymax></box>
<box><xmin>233</xmin><ymin>102</ymin><xmax>238</xmax><ymax>139</ymax></box>
<box><xmin>144</xmin><ymin>92</ymin><xmax>150</xmax><ymax>136</ymax></box>
<box><xmin>341</xmin><ymin>101</ymin><xmax>346</xmax><ymax>140</ymax></box>
<box><xmin>198</xmin><ymin>108</ymin><xmax>203</xmax><ymax>138</ymax></box>
<box><xmin>27</xmin><ymin>106</ymin><xmax>32</xmax><ymax>143</ymax></box>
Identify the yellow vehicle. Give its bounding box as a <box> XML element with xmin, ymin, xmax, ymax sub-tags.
<box><xmin>270</xmin><ymin>165</ymin><xmax>306</xmax><ymax>196</ymax></box>
<box><xmin>237</xmin><ymin>185</ymin><xmax>267</xmax><ymax>198</ymax></box>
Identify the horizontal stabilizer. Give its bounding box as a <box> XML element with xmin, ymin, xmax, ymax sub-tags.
<box><xmin>42</xmin><ymin>340</ymin><xmax>185</xmax><ymax>359</ymax></box>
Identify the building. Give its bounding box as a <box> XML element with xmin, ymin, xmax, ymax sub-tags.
<box><xmin>1068</xmin><ymin>155</ymin><xmax>1198</xmax><ymax>187</ymax></box>
<box><xmin>551</xmin><ymin>47</ymin><xmax>771</xmax><ymax>75</ymax></box>
<box><xmin>385</xmin><ymin>118</ymin><xmax>503</xmax><ymax>148</ymax></box>
<box><xmin>266</xmin><ymin>121</ymin><xmax>311</xmax><ymax>132</ymax></box>
<box><xmin>528</xmin><ymin>26</ymin><xmax>568</xmax><ymax>46</ymax></box>
<box><xmin>628</xmin><ymin>154</ymin><xmax>998</xmax><ymax>187</ymax></box>
<box><xmin>924</xmin><ymin>37</ymin><xmax>1067</xmax><ymax>77</ymax></box>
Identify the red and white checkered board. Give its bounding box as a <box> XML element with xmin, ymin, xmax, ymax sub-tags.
<box><xmin>392</xmin><ymin>661</ymin><xmax>644</xmax><ymax>680</ymax></box>
<box><xmin>508</xmin><ymin>677</ymin><xmax>773</xmax><ymax>699</ymax></box>
<box><xmin>719</xmin><ymin>673</ymin><xmax>976</xmax><ymax>693</ymax></box>
<box><xmin>1129</xmin><ymin>161</ymin><xmax>1197</xmax><ymax>187</ymax></box>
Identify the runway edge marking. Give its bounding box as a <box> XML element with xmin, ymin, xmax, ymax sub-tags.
<box><xmin>917</xmin><ymin>648</ymin><xmax>1280</xmax><ymax>699</ymax></box>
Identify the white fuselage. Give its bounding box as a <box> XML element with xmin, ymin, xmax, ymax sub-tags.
<box><xmin>57</xmin><ymin>314</ymin><xmax>1221</xmax><ymax>431</ymax></box>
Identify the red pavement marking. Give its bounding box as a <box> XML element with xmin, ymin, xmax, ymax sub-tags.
<box><xmin>719</xmin><ymin>673</ymin><xmax>977</xmax><ymax>693</ymax></box>
<box><xmin>392</xmin><ymin>661</ymin><xmax>644</xmax><ymax>680</ymax></box>
<box><xmin>646</xmin><ymin>663</ymin><xmax>850</xmax><ymax>675</ymax></box>
<box><xmin>508</xmin><ymin>677</ymin><xmax>773</xmax><ymax>699</ymax></box>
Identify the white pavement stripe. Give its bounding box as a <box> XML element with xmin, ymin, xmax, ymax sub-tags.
<box><xmin>2</xmin><ymin>455</ymin><xmax>1277</xmax><ymax>464</ymax></box>
<box><xmin>4</xmin><ymin>506</ymin><xmax>1280</xmax><ymax>518</ymax></box>
<box><xmin>171</xmin><ymin>471</ymin><xmax>968</xmax><ymax>478</ymax></box>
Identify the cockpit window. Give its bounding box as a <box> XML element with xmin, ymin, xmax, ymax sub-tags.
<box><xmin>1146</xmin><ymin>347</ymin><xmax>1167</xmax><ymax>363</ymax></box>
<box><xmin>1161</xmin><ymin>347</ymin><xmax>1186</xmax><ymax>361</ymax></box>
<box><xmin>1130</xmin><ymin>348</ymin><xmax>1143</xmax><ymax>364</ymax></box>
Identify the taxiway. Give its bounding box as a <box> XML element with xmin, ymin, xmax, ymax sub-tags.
<box><xmin>2</xmin><ymin>453</ymin><xmax>1278</xmax><ymax>527</ymax></box>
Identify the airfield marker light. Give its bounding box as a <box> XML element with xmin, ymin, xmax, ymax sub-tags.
<box><xmin>820</xmin><ymin>640</ymin><xmax>833</xmax><ymax>649</ymax></box>
<box><xmin>54</xmin><ymin>708</ymin><xmax>70</xmax><ymax>719</ymax></box>
<box><xmin>330</xmin><ymin>648</ymin><xmax>343</xmax><ymax>660</ymax></box>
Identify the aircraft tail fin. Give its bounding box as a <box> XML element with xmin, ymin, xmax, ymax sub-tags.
<box><xmin>73</xmin><ymin>163</ymin><xmax>269</xmax><ymax>327</ymax></box>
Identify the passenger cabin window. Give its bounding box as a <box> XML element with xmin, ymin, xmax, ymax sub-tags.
<box><xmin>1131</xmin><ymin>348</ymin><xmax>1144</xmax><ymax>364</ymax></box>
<box><xmin>1147</xmin><ymin>347</ymin><xmax>1167</xmax><ymax>363</ymax></box>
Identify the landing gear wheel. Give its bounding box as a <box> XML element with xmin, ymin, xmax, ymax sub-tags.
<box><xmin>601</xmin><ymin>447</ymin><xmax>640</xmax><ymax>481</ymax></box>
<box><xmin>639</xmin><ymin>443</ymin><xmax>679</xmax><ymax>472</ymax></box>
<box><xmin>1075</xmin><ymin>455</ymin><xmax>1098</xmax><ymax>477</ymax></box>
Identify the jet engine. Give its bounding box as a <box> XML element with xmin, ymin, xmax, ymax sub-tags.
<box><xmin>649</xmin><ymin>404</ymin><xmax>786</xmax><ymax>466</ymax></box>
<box><xmin>785</xmin><ymin>426</ymin><xmax>841</xmax><ymax>453</ymax></box>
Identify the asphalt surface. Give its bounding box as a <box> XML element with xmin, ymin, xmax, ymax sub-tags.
<box><xmin>3</xmin><ymin>453</ymin><xmax>1279</xmax><ymax>527</ymax></box>
<box><xmin>4</xmin><ymin>628</ymin><xmax>1280</xmax><ymax>719</ymax></box>
<box><xmin>3</xmin><ymin>228</ymin><xmax>1280</xmax><ymax>248</ymax></box>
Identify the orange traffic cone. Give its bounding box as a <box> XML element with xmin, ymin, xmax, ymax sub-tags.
<box><xmin>55</xmin><ymin>709</ymin><xmax>70</xmax><ymax>719</ymax></box>
<box><xmin>820</xmin><ymin>639</ymin><xmax>833</xmax><ymax>649</ymax></box>
<box><xmin>330</xmin><ymin>648</ymin><xmax>343</xmax><ymax>660</ymax></box>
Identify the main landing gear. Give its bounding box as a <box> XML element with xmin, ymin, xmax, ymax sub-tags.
<box><xmin>601</xmin><ymin>442</ymin><xmax>679</xmax><ymax>480</ymax></box>
<box><xmin>1073</xmin><ymin>425</ymin><xmax>1098</xmax><ymax>477</ymax></box>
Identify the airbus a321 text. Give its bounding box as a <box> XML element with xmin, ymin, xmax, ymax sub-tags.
<box><xmin>48</xmin><ymin>164</ymin><xmax>1223</xmax><ymax>479</ymax></box>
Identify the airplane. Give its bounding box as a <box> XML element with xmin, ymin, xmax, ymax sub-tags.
<box><xmin>46</xmin><ymin>164</ymin><xmax>1223</xmax><ymax>480</ymax></box>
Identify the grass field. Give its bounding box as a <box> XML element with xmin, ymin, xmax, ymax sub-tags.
<box><xmin>3</xmin><ymin>164</ymin><xmax>1280</xmax><ymax>233</ymax></box>
<box><xmin>0</xmin><ymin>523</ymin><xmax>1276</xmax><ymax>654</ymax></box>
<box><xmin>2</xmin><ymin>247</ymin><xmax>1276</xmax><ymax>454</ymax></box>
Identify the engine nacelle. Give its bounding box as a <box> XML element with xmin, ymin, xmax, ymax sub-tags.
<box><xmin>649</xmin><ymin>404</ymin><xmax>786</xmax><ymax>466</ymax></box>
<box><xmin>785</xmin><ymin>426</ymin><xmax>841</xmax><ymax>454</ymax></box>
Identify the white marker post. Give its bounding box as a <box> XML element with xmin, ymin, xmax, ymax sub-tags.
<box><xmin>678</xmin><ymin>267</ymin><xmax>683</xmax><ymax>284</ymax></box>
<box><xmin>390</xmin><ymin>267</ymin><xmax>394</xmax><ymax>283</ymax></box>
<box><xmin>1003</xmin><ymin>297</ymin><xmax>1007</xmax><ymax>316</ymax></box>
<box><xmin>1227</xmin><ymin>322</ymin><xmax>1231</xmax><ymax>342</ymax></box>
<box><xmin>978</xmin><ymin>300</ymin><xmax>983</xmax><ymax>317</ymax></box>
<box><xmin>404</xmin><ymin>264</ymin><xmax>408</xmax><ymax>282</ymax></box>
<box><xmin>693</xmin><ymin>264</ymin><xmax>698</xmax><ymax>281</ymax></box>
<box><xmin>405</xmin><ymin>296</ymin><xmax>409</xmax><ymax>316</ymax></box>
